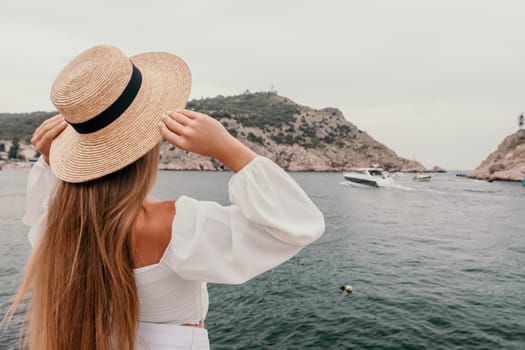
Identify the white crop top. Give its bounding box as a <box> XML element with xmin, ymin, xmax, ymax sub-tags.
<box><xmin>23</xmin><ymin>156</ymin><xmax>325</xmax><ymax>325</ymax></box>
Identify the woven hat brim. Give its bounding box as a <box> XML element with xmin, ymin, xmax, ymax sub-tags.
<box><xmin>50</xmin><ymin>52</ymin><xmax>191</xmax><ymax>183</ymax></box>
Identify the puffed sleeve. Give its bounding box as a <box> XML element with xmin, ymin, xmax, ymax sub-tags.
<box><xmin>166</xmin><ymin>156</ymin><xmax>325</xmax><ymax>284</ymax></box>
<box><xmin>22</xmin><ymin>156</ymin><xmax>58</xmax><ymax>247</ymax></box>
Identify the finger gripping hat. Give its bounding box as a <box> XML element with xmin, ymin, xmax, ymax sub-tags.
<box><xmin>49</xmin><ymin>45</ymin><xmax>191</xmax><ymax>183</ymax></box>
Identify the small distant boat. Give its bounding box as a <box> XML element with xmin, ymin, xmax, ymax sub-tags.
<box><xmin>413</xmin><ymin>173</ymin><xmax>431</xmax><ymax>182</ymax></box>
<box><xmin>343</xmin><ymin>168</ymin><xmax>394</xmax><ymax>188</ymax></box>
<box><xmin>456</xmin><ymin>172</ymin><xmax>467</xmax><ymax>177</ymax></box>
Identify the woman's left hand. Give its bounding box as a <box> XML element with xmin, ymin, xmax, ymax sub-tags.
<box><xmin>31</xmin><ymin>114</ymin><xmax>68</xmax><ymax>165</ymax></box>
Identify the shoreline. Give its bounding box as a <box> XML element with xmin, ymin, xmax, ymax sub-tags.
<box><xmin>0</xmin><ymin>160</ymin><xmax>500</xmax><ymax>179</ymax></box>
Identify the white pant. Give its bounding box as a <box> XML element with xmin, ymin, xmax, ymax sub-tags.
<box><xmin>137</xmin><ymin>322</ymin><xmax>210</xmax><ymax>350</ymax></box>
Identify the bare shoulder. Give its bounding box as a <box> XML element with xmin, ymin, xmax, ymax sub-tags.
<box><xmin>131</xmin><ymin>199</ymin><xmax>176</xmax><ymax>268</ymax></box>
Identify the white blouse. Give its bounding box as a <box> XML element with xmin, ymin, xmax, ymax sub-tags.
<box><xmin>23</xmin><ymin>156</ymin><xmax>325</xmax><ymax>325</ymax></box>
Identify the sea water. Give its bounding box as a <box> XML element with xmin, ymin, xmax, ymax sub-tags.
<box><xmin>1</xmin><ymin>169</ymin><xmax>524</xmax><ymax>349</ymax></box>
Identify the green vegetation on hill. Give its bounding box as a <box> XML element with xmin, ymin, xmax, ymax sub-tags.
<box><xmin>0</xmin><ymin>92</ymin><xmax>339</xmax><ymax>150</ymax></box>
<box><xmin>186</xmin><ymin>92</ymin><xmax>335</xmax><ymax>148</ymax></box>
<box><xmin>0</xmin><ymin>93</ymin><xmax>338</xmax><ymax>151</ymax></box>
<box><xmin>187</xmin><ymin>91</ymin><xmax>299</xmax><ymax>129</ymax></box>
<box><xmin>0</xmin><ymin>111</ymin><xmax>56</xmax><ymax>142</ymax></box>
<box><xmin>0</xmin><ymin>92</ymin><xmax>302</xmax><ymax>142</ymax></box>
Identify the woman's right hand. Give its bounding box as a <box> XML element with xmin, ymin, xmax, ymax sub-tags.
<box><xmin>31</xmin><ymin>114</ymin><xmax>68</xmax><ymax>165</ymax></box>
<box><xmin>160</xmin><ymin>110</ymin><xmax>255</xmax><ymax>172</ymax></box>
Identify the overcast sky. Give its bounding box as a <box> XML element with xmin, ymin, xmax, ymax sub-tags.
<box><xmin>1</xmin><ymin>0</ymin><xmax>524</xmax><ymax>169</ymax></box>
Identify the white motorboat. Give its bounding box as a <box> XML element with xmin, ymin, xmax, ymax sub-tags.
<box><xmin>343</xmin><ymin>168</ymin><xmax>394</xmax><ymax>188</ymax></box>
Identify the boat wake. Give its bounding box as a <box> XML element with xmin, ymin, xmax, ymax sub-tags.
<box><xmin>340</xmin><ymin>181</ymin><xmax>416</xmax><ymax>191</ymax></box>
<box><xmin>390</xmin><ymin>184</ymin><xmax>416</xmax><ymax>191</ymax></box>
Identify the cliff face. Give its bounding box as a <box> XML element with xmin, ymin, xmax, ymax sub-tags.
<box><xmin>159</xmin><ymin>92</ymin><xmax>425</xmax><ymax>172</ymax></box>
<box><xmin>469</xmin><ymin>129</ymin><xmax>525</xmax><ymax>181</ymax></box>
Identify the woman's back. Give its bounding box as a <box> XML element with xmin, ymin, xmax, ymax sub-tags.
<box><xmin>131</xmin><ymin>199</ymin><xmax>175</xmax><ymax>269</ymax></box>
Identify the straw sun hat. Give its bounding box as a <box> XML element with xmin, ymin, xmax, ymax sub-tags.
<box><xmin>49</xmin><ymin>45</ymin><xmax>191</xmax><ymax>183</ymax></box>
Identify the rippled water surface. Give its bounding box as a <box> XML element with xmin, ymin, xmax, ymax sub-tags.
<box><xmin>1</xmin><ymin>169</ymin><xmax>524</xmax><ymax>349</ymax></box>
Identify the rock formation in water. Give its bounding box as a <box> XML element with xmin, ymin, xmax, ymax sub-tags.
<box><xmin>469</xmin><ymin>129</ymin><xmax>525</xmax><ymax>181</ymax></box>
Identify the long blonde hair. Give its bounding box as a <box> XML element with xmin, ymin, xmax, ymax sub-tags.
<box><xmin>4</xmin><ymin>144</ymin><xmax>160</xmax><ymax>349</ymax></box>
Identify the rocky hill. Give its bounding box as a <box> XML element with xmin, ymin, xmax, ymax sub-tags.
<box><xmin>160</xmin><ymin>92</ymin><xmax>424</xmax><ymax>171</ymax></box>
<box><xmin>469</xmin><ymin>129</ymin><xmax>525</xmax><ymax>182</ymax></box>
<box><xmin>1</xmin><ymin>92</ymin><xmax>426</xmax><ymax>172</ymax></box>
